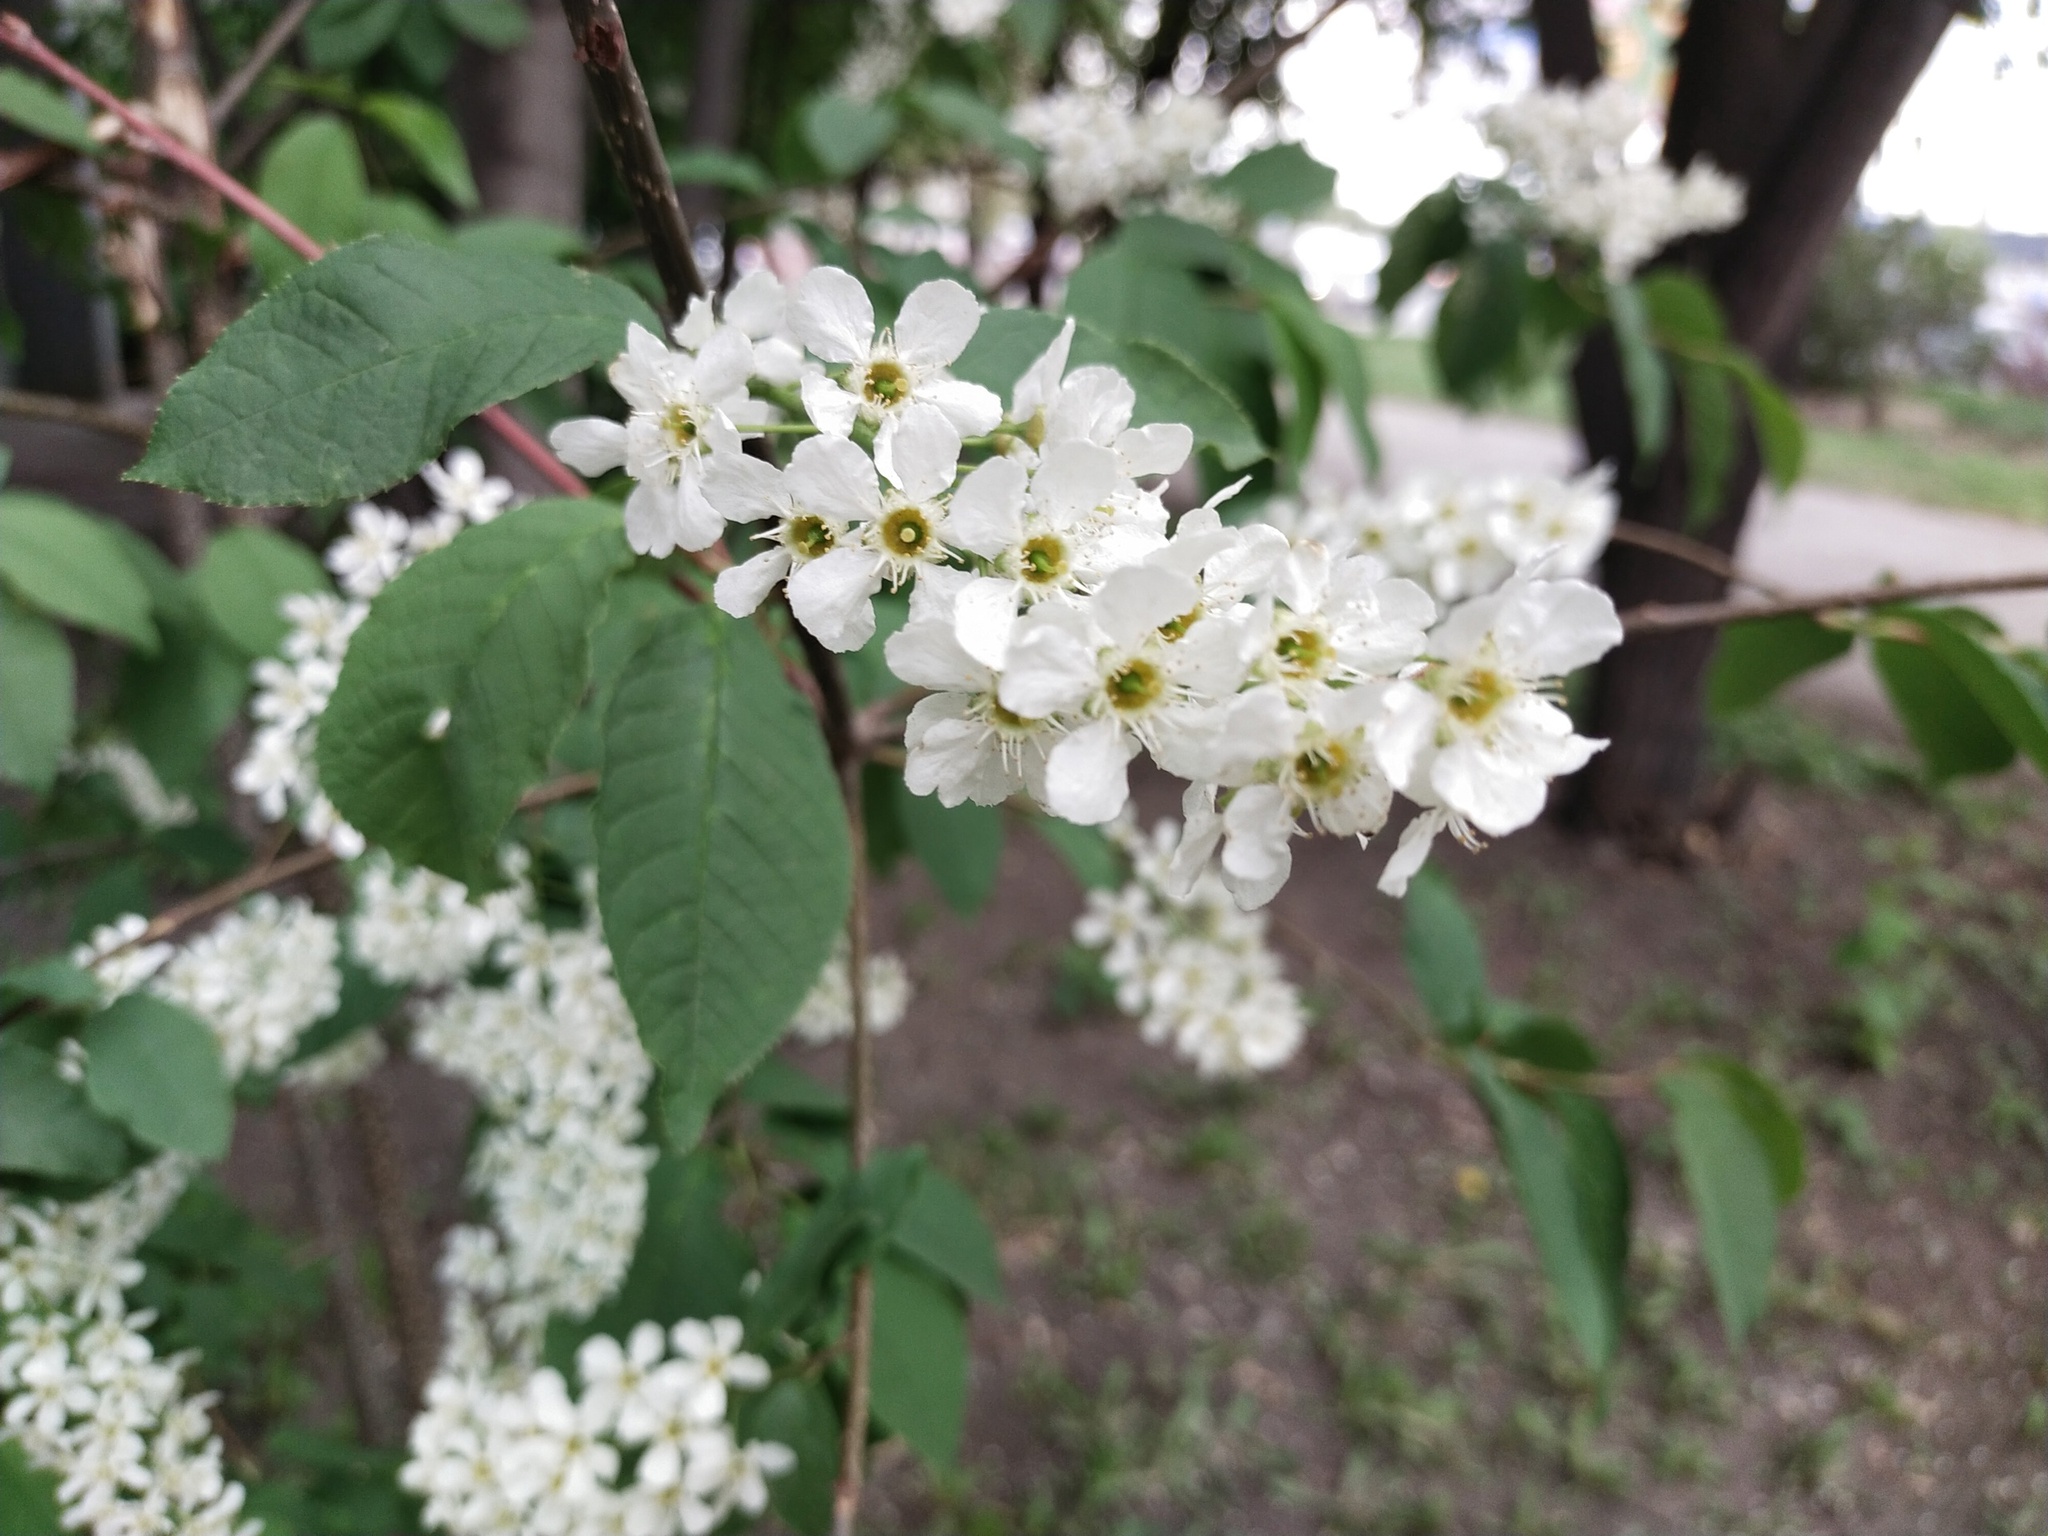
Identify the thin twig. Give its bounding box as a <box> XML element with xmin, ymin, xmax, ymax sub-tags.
<box><xmin>1605</xmin><ymin>521</ymin><xmax>1771</xmax><ymax>591</ymax></box>
<box><xmin>0</xmin><ymin>11</ymin><xmax>587</xmax><ymax>499</ymax></box>
<box><xmin>1621</xmin><ymin>570</ymin><xmax>2048</xmax><ymax>635</ymax></box>
<box><xmin>558</xmin><ymin>0</ymin><xmax>704</xmax><ymax>320</ymax></box>
<box><xmin>1221</xmin><ymin>0</ymin><xmax>1351</xmax><ymax>105</ymax></box>
<box><xmin>0</xmin><ymin>141</ymin><xmax>65</xmax><ymax>191</ymax></box>
<box><xmin>206</xmin><ymin>0</ymin><xmax>318</xmax><ymax>130</ymax></box>
<box><xmin>350</xmin><ymin>1071</ymin><xmax>441</xmax><ymax>1409</ymax></box>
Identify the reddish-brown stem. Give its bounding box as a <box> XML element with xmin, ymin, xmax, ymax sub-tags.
<box><xmin>1621</xmin><ymin>569</ymin><xmax>2048</xmax><ymax>635</ymax></box>
<box><xmin>0</xmin><ymin>11</ymin><xmax>587</xmax><ymax>500</ymax></box>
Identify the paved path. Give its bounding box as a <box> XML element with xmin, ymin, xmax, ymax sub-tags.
<box><xmin>1328</xmin><ymin>398</ymin><xmax>2048</xmax><ymax>719</ymax></box>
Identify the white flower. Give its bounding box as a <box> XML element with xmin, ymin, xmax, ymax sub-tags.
<box><xmin>705</xmin><ymin>433</ymin><xmax>878</xmax><ymax>622</ymax></box>
<box><xmin>71</xmin><ymin>915</ymin><xmax>171</xmax><ymax>1002</ymax></box>
<box><xmin>1011</xmin><ymin>86</ymin><xmax>1226</xmax><ymax>220</ymax></box>
<box><xmin>665</xmin><ymin>1317</ymin><xmax>770</xmax><ymax>1425</ymax></box>
<box><xmin>153</xmin><ymin>895</ymin><xmax>342</xmax><ymax>1077</ymax></box>
<box><xmin>930</xmin><ymin>0</ymin><xmax>1008</xmax><ymax>38</ymax></box>
<box><xmin>423</xmin><ymin>446</ymin><xmax>516</xmax><ymax>524</ymax></box>
<box><xmin>326</xmin><ymin>502</ymin><xmax>413</xmax><ymax>598</ymax></box>
<box><xmin>789</xmin><ymin>935</ymin><xmax>913</xmax><ymax>1044</ymax></box>
<box><xmin>788</xmin><ymin>269</ymin><xmax>1001</xmax><ymax>471</ymax></box>
<box><xmin>549</xmin><ymin>322</ymin><xmax>756</xmax><ymax>557</ymax></box>
<box><xmin>576</xmin><ymin>1322</ymin><xmax>670</xmax><ymax>1441</ymax></box>
<box><xmin>681</xmin><ymin>1427</ymin><xmax>795</xmax><ymax>1523</ymax></box>
<box><xmin>1373</xmin><ymin>572</ymin><xmax>1622</xmax><ymax>871</ymax></box>
<box><xmin>279</xmin><ymin>591</ymin><xmax>363</xmax><ymax>661</ymax></box>
<box><xmin>250</xmin><ymin>654</ymin><xmax>338</xmax><ymax>733</ymax></box>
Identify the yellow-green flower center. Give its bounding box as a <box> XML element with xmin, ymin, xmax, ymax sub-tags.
<box><xmin>1274</xmin><ymin>626</ymin><xmax>1330</xmax><ymax>678</ymax></box>
<box><xmin>787</xmin><ymin>515</ymin><xmax>836</xmax><ymax>560</ymax></box>
<box><xmin>1293</xmin><ymin>741</ymin><xmax>1349</xmax><ymax>794</ymax></box>
<box><xmin>661</xmin><ymin>403</ymin><xmax>699</xmax><ymax>447</ymax></box>
<box><xmin>1444</xmin><ymin>666</ymin><xmax>1512</xmax><ymax>725</ymax></box>
<box><xmin>1157</xmin><ymin>608</ymin><xmax>1202</xmax><ymax>642</ymax></box>
<box><xmin>1107</xmin><ymin>658</ymin><xmax>1164</xmax><ymax>713</ymax></box>
<box><xmin>879</xmin><ymin>505</ymin><xmax>934</xmax><ymax>557</ymax></box>
<box><xmin>863</xmin><ymin>359</ymin><xmax>912</xmax><ymax>406</ymax></box>
<box><xmin>1019</xmin><ymin>535</ymin><xmax>1068</xmax><ymax>585</ymax></box>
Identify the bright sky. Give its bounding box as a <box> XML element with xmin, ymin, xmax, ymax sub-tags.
<box><xmin>1277</xmin><ymin>1</ymin><xmax>2048</xmax><ymax>246</ymax></box>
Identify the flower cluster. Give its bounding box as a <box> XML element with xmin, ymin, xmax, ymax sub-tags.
<box><xmin>233</xmin><ymin>449</ymin><xmax>517</xmax><ymax>858</ymax></box>
<box><xmin>1075</xmin><ymin>816</ymin><xmax>1308</xmax><ymax>1076</ymax></box>
<box><xmin>153</xmin><ymin>895</ymin><xmax>342</xmax><ymax>1078</ymax></box>
<box><xmin>1011</xmin><ymin>85</ymin><xmax>1227</xmax><ymax>220</ymax></box>
<box><xmin>1266</xmin><ymin>468</ymin><xmax>1616</xmax><ymax>605</ymax></box>
<box><xmin>789</xmin><ymin>934</ymin><xmax>913</xmax><ymax>1045</ymax></box>
<box><xmin>557</xmin><ymin>268</ymin><xmax>1625</xmax><ymax>906</ymax></box>
<box><xmin>1481</xmin><ymin>80</ymin><xmax>1744</xmax><ymax>278</ymax></box>
<box><xmin>403</xmin><ymin>1319</ymin><xmax>790</xmax><ymax>1536</ymax></box>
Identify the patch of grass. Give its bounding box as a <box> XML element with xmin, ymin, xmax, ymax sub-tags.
<box><xmin>1174</xmin><ymin>1117</ymin><xmax>1258</xmax><ymax>1176</ymax></box>
<box><xmin>1227</xmin><ymin>1197</ymin><xmax>1310</xmax><ymax>1283</ymax></box>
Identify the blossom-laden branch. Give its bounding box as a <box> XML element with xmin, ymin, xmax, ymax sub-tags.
<box><xmin>1620</xmin><ymin>569</ymin><xmax>2048</xmax><ymax>635</ymax></box>
<box><xmin>0</xmin><ymin>11</ymin><xmax>586</xmax><ymax>499</ymax></box>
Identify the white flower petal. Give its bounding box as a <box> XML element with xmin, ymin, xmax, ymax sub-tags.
<box><xmin>801</xmin><ymin>374</ymin><xmax>862</xmax><ymax>436</ymax></box>
<box><xmin>785</xmin><ymin>433</ymin><xmax>882</xmax><ymax>520</ymax></box>
<box><xmin>996</xmin><ymin>615</ymin><xmax>1098</xmax><ymax>718</ymax></box>
<box><xmin>787</xmin><ymin>547</ymin><xmax>882</xmax><ymax>652</ymax></box>
<box><xmin>714</xmin><ymin>548</ymin><xmax>793</xmax><ymax>616</ymax></box>
<box><xmin>947</xmin><ymin>456</ymin><xmax>1028</xmax><ymax>556</ymax></box>
<box><xmin>878</xmin><ymin>403</ymin><xmax>962</xmax><ymax>502</ymax></box>
<box><xmin>692</xmin><ymin>324</ymin><xmax>756</xmax><ymax>399</ymax></box>
<box><xmin>920</xmin><ymin>377</ymin><xmax>1005</xmax><ymax>438</ymax></box>
<box><xmin>1091</xmin><ymin>564</ymin><xmax>1199</xmax><ymax>653</ymax></box>
<box><xmin>1031</xmin><ymin>439</ymin><xmax>1122</xmax><ymax>521</ymax></box>
<box><xmin>1377</xmin><ymin>808</ymin><xmax>1449</xmax><ymax>897</ymax></box>
<box><xmin>623</xmin><ymin>479</ymin><xmax>683</xmax><ymax>556</ymax></box>
<box><xmin>894</xmin><ymin>279</ymin><xmax>982</xmax><ymax>367</ymax></box>
<box><xmin>1047</xmin><ymin>365</ymin><xmax>1134</xmax><ymax>445</ymax></box>
<box><xmin>1044</xmin><ymin>718</ymin><xmax>1137</xmax><ymax>824</ymax></box>
<box><xmin>723</xmin><ymin>268</ymin><xmax>786</xmax><ymax>336</ymax></box>
<box><xmin>549</xmin><ymin>417</ymin><xmax>628</xmax><ymax>475</ymax></box>
<box><xmin>1012</xmin><ymin>315</ymin><xmax>1075</xmax><ymax>419</ymax></box>
<box><xmin>702</xmin><ymin>452</ymin><xmax>788</xmax><ymax>523</ymax></box>
<box><xmin>951</xmin><ymin>576</ymin><xmax>1020</xmax><ymax>670</ymax></box>
<box><xmin>1114</xmin><ymin>422</ymin><xmax>1193</xmax><ymax>479</ymax></box>
<box><xmin>790</xmin><ymin>266</ymin><xmax>876</xmax><ymax>364</ymax></box>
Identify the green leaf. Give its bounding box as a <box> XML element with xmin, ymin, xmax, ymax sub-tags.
<box><xmin>1873</xmin><ymin>629</ymin><xmax>2016</xmax><ymax>781</ymax></box>
<box><xmin>0</xmin><ymin>1035</ymin><xmax>130</xmax><ymax>1183</ymax></box>
<box><xmin>320</xmin><ymin>501</ymin><xmax>632</xmax><ymax>888</ymax></box>
<box><xmin>391</xmin><ymin>0</ymin><xmax>460</xmax><ymax>82</ymax></box>
<box><xmin>742</xmin><ymin>1380</ymin><xmax>839</xmax><ymax>1536</ymax></box>
<box><xmin>0</xmin><ymin>590</ymin><xmax>74</xmax><ymax>792</ymax></box>
<box><xmin>304</xmin><ymin>0</ymin><xmax>409</xmax><ymax>69</ymax></box>
<box><xmin>869</xmin><ymin>1253</ymin><xmax>969</xmax><ymax>1466</ymax></box>
<box><xmin>1377</xmin><ymin>186</ymin><xmax>1469</xmax><ymax>316</ymax></box>
<box><xmin>1706</xmin><ymin>614</ymin><xmax>1853</xmax><ymax>718</ymax></box>
<box><xmin>1679</xmin><ymin>357</ymin><xmax>1737</xmax><ymax>531</ymax></box>
<box><xmin>115</xmin><ymin>609</ymin><xmax>250</xmax><ymax>793</ymax></box>
<box><xmin>359</xmin><ymin>94</ymin><xmax>478</xmax><ymax>209</ymax></box>
<box><xmin>897</xmin><ymin>784</ymin><xmax>1003</xmax><ymax>915</ymax></box>
<box><xmin>892</xmin><ymin>1171</ymin><xmax>1004</xmax><ymax>1301</ymax></box>
<box><xmin>666</xmin><ymin>145</ymin><xmax>775</xmax><ymax>198</ymax></box>
<box><xmin>0</xmin><ymin>958</ymin><xmax>99</xmax><ymax>1010</ymax></box>
<box><xmin>0</xmin><ymin>1438</ymin><xmax>64</xmax><ymax>1536</ymax></box>
<box><xmin>908</xmin><ymin>82</ymin><xmax>1042</xmax><ymax>171</ymax></box>
<box><xmin>1686</xmin><ymin>1053</ymin><xmax>1804</xmax><ymax>1204</ymax></box>
<box><xmin>1401</xmin><ymin>867</ymin><xmax>1487</xmax><ymax>1042</ymax></box>
<box><xmin>1640</xmin><ymin>270</ymin><xmax>1726</xmax><ymax>352</ymax></box>
<box><xmin>0</xmin><ymin>66</ymin><xmax>96</xmax><ymax>155</ymax></box>
<box><xmin>1607</xmin><ymin>279</ymin><xmax>1671</xmax><ymax>465</ymax></box>
<box><xmin>360</xmin><ymin>190</ymin><xmax>448</xmax><ymax>244</ymax></box>
<box><xmin>739</xmin><ymin>1054</ymin><xmax>848</xmax><ymax>1121</ymax></box>
<box><xmin>1073</xmin><ymin>332</ymin><xmax>1265</xmax><ymax>471</ymax></box>
<box><xmin>1433</xmin><ymin>240</ymin><xmax>1530</xmax><ymax>404</ymax></box>
<box><xmin>1488</xmin><ymin>1015</ymin><xmax>1597</xmax><ymax>1073</ymax></box>
<box><xmin>597</xmin><ymin>607</ymin><xmax>851</xmax><ymax>1147</ymax></box>
<box><xmin>1911</xmin><ymin>607</ymin><xmax>2048</xmax><ymax>776</ymax></box>
<box><xmin>191</xmin><ymin>526</ymin><xmax>330</xmax><ymax>659</ymax></box>
<box><xmin>84</xmin><ymin>995</ymin><xmax>232</xmax><ymax>1159</ymax></box>
<box><xmin>0</xmin><ymin>492</ymin><xmax>158</xmax><ymax>650</ymax></box>
<box><xmin>1033</xmin><ymin>815</ymin><xmax>1121</xmax><ymax>890</ymax></box>
<box><xmin>433</xmin><ymin>0</ymin><xmax>531</xmax><ymax>47</ymax></box>
<box><xmin>250</xmin><ymin>114</ymin><xmax>368</xmax><ymax>282</ymax></box>
<box><xmin>746</xmin><ymin>1150</ymin><xmax>926</xmax><ymax>1337</ymax></box>
<box><xmin>450</xmin><ymin>216</ymin><xmax>587</xmax><ymax>264</ymax></box>
<box><xmin>131</xmin><ymin>235</ymin><xmax>658</xmax><ymax>508</ymax></box>
<box><xmin>1212</xmin><ymin>142</ymin><xmax>1336</xmax><ymax>222</ymax></box>
<box><xmin>1725</xmin><ymin>355</ymin><xmax>1804</xmax><ymax>491</ymax></box>
<box><xmin>1659</xmin><ymin>1060</ymin><xmax>1786</xmax><ymax>1347</ymax></box>
<box><xmin>1468</xmin><ymin>1059</ymin><xmax>1627</xmax><ymax>1370</ymax></box>
<box><xmin>800</xmin><ymin>92</ymin><xmax>901</xmax><ymax>179</ymax></box>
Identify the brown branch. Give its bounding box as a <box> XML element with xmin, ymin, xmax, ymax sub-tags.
<box><xmin>1221</xmin><ymin>0</ymin><xmax>1350</xmax><ymax>105</ymax></box>
<box><xmin>1621</xmin><ymin>570</ymin><xmax>2048</xmax><ymax>636</ymax></box>
<box><xmin>0</xmin><ymin>141</ymin><xmax>65</xmax><ymax>191</ymax></box>
<box><xmin>1604</xmin><ymin>520</ymin><xmax>1769</xmax><ymax>591</ymax></box>
<box><xmin>350</xmin><ymin>1072</ymin><xmax>441</xmax><ymax>1409</ymax></box>
<box><xmin>206</xmin><ymin>0</ymin><xmax>318</xmax><ymax>130</ymax></box>
<box><xmin>0</xmin><ymin>385</ymin><xmax>153</xmax><ymax>441</ymax></box>
<box><xmin>558</xmin><ymin>0</ymin><xmax>704</xmax><ymax>321</ymax></box>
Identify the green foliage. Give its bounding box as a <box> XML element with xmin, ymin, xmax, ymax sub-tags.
<box><xmin>801</xmin><ymin>92</ymin><xmax>901</xmax><ymax>178</ymax></box>
<box><xmin>1659</xmin><ymin>1056</ymin><xmax>1802</xmax><ymax>1347</ymax></box>
<box><xmin>746</xmin><ymin>1149</ymin><xmax>926</xmax><ymax>1336</ymax></box>
<box><xmin>743</xmin><ymin>1380</ymin><xmax>839</xmax><ymax>1536</ymax></box>
<box><xmin>0</xmin><ymin>491</ymin><xmax>158</xmax><ymax>651</ymax></box>
<box><xmin>1211</xmin><ymin>142</ymin><xmax>1336</xmax><ymax>222</ymax></box>
<box><xmin>250</xmin><ymin>115</ymin><xmax>372</xmax><ymax>281</ymax></box>
<box><xmin>1707</xmin><ymin>615</ymin><xmax>1853</xmax><ymax>717</ymax></box>
<box><xmin>908</xmin><ymin>82</ymin><xmax>1042</xmax><ymax>171</ymax></box>
<box><xmin>666</xmin><ymin>145</ymin><xmax>776</xmax><ymax>198</ymax></box>
<box><xmin>434</xmin><ymin>0</ymin><xmax>531</xmax><ymax>48</ymax></box>
<box><xmin>320</xmin><ymin>500</ymin><xmax>632</xmax><ymax>888</ymax></box>
<box><xmin>897</xmin><ymin>785</ymin><xmax>1004</xmax><ymax>915</ymax></box>
<box><xmin>1032</xmin><ymin>816</ymin><xmax>1122</xmax><ymax>890</ymax></box>
<box><xmin>192</xmin><ymin>525</ymin><xmax>330</xmax><ymax>658</ymax></box>
<box><xmin>303</xmin><ymin>0</ymin><xmax>410</xmax><ymax>70</ymax></box>
<box><xmin>1795</xmin><ymin>215</ymin><xmax>1992</xmax><ymax>399</ymax></box>
<box><xmin>1401</xmin><ymin>867</ymin><xmax>1487</xmax><ymax>1042</ymax></box>
<box><xmin>1832</xmin><ymin>893</ymin><xmax>1942</xmax><ymax>1072</ymax></box>
<box><xmin>1433</xmin><ymin>241</ymin><xmax>1531</xmax><ymax>405</ymax></box>
<box><xmin>0</xmin><ymin>590</ymin><xmax>74</xmax><ymax>792</ymax></box>
<box><xmin>0</xmin><ymin>66</ymin><xmax>98</xmax><ymax>154</ymax></box>
<box><xmin>0</xmin><ymin>1440</ymin><xmax>63</xmax><ymax>1536</ymax></box>
<box><xmin>0</xmin><ymin>958</ymin><xmax>99</xmax><ymax>1010</ymax></box>
<box><xmin>1376</xmin><ymin>186</ymin><xmax>1470</xmax><ymax>317</ymax></box>
<box><xmin>0</xmin><ymin>1033</ymin><xmax>130</xmax><ymax>1185</ymax></box>
<box><xmin>131</xmin><ymin>235</ymin><xmax>657</xmax><ymax>507</ymax></box>
<box><xmin>893</xmin><ymin>1170</ymin><xmax>1006</xmax><ymax>1302</ymax></box>
<box><xmin>1606</xmin><ymin>278</ymin><xmax>1671</xmax><ymax>465</ymax></box>
<box><xmin>870</xmin><ymin>1253</ymin><xmax>970</xmax><ymax>1466</ymax></box>
<box><xmin>1678</xmin><ymin>356</ymin><xmax>1737</xmax><ymax>528</ymax></box>
<box><xmin>83</xmin><ymin>995</ymin><xmax>233</xmax><ymax>1160</ymax></box>
<box><xmin>1907</xmin><ymin>607</ymin><xmax>2048</xmax><ymax>775</ymax></box>
<box><xmin>359</xmin><ymin>94</ymin><xmax>479</xmax><ymax>209</ymax></box>
<box><xmin>596</xmin><ymin>606</ymin><xmax>851</xmax><ymax>1148</ymax></box>
<box><xmin>1872</xmin><ymin>620</ymin><xmax>2020</xmax><ymax>782</ymax></box>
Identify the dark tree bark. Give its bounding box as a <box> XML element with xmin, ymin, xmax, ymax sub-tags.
<box><xmin>675</xmin><ymin>0</ymin><xmax>754</xmax><ymax>235</ymax></box>
<box><xmin>1535</xmin><ymin>0</ymin><xmax>1963</xmax><ymax>849</ymax></box>
<box><xmin>450</xmin><ymin>0</ymin><xmax>588</xmax><ymax>229</ymax></box>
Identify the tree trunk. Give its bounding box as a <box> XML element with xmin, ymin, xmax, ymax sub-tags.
<box><xmin>450</xmin><ymin>0</ymin><xmax>587</xmax><ymax>229</ymax></box>
<box><xmin>1537</xmin><ymin>0</ymin><xmax>1962</xmax><ymax>848</ymax></box>
<box><xmin>676</xmin><ymin>0</ymin><xmax>754</xmax><ymax>243</ymax></box>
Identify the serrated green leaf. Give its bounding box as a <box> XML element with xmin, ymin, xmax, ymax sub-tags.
<box><xmin>250</xmin><ymin>114</ymin><xmax>368</xmax><ymax>282</ymax></box>
<box><xmin>1468</xmin><ymin>1059</ymin><xmax>1627</xmax><ymax>1370</ymax></box>
<box><xmin>131</xmin><ymin>235</ymin><xmax>658</xmax><ymax>507</ymax></box>
<box><xmin>0</xmin><ymin>1035</ymin><xmax>130</xmax><ymax>1183</ymax></box>
<box><xmin>1911</xmin><ymin>607</ymin><xmax>2048</xmax><ymax>776</ymax></box>
<box><xmin>320</xmin><ymin>501</ymin><xmax>631</xmax><ymax>888</ymax></box>
<box><xmin>304</xmin><ymin>0</ymin><xmax>409</xmax><ymax>69</ymax></box>
<box><xmin>1680</xmin><ymin>357</ymin><xmax>1736</xmax><ymax>531</ymax></box>
<box><xmin>191</xmin><ymin>525</ymin><xmax>330</xmax><ymax>659</ymax></box>
<box><xmin>360</xmin><ymin>93</ymin><xmax>478</xmax><ymax>209</ymax></box>
<box><xmin>1706</xmin><ymin>614</ymin><xmax>1853</xmax><ymax>718</ymax></box>
<box><xmin>1607</xmin><ymin>279</ymin><xmax>1670</xmax><ymax>465</ymax></box>
<box><xmin>434</xmin><ymin>0</ymin><xmax>530</xmax><ymax>47</ymax></box>
<box><xmin>0</xmin><ymin>66</ymin><xmax>97</xmax><ymax>155</ymax></box>
<box><xmin>0</xmin><ymin>492</ymin><xmax>158</xmax><ymax>650</ymax></box>
<box><xmin>597</xmin><ymin>607</ymin><xmax>851</xmax><ymax>1147</ymax></box>
<box><xmin>870</xmin><ymin>1252</ymin><xmax>969</xmax><ymax>1466</ymax></box>
<box><xmin>1212</xmin><ymin>141</ymin><xmax>1336</xmax><ymax>222</ymax></box>
<box><xmin>897</xmin><ymin>783</ymin><xmax>1003</xmax><ymax>915</ymax></box>
<box><xmin>1377</xmin><ymin>186</ymin><xmax>1469</xmax><ymax>316</ymax></box>
<box><xmin>1401</xmin><ymin>867</ymin><xmax>1487</xmax><ymax>1042</ymax></box>
<box><xmin>666</xmin><ymin>145</ymin><xmax>776</xmax><ymax>198</ymax></box>
<box><xmin>801</xmin><ymin>92</ymin><xmax>900</xmax><ymax>179</ymax></box>
<box><xmin>84</xmin><ymin>995</ymin><xmax>232</xmax><ymax>1160</ymax></box>
<box><xmin>742</xmin><ymin>1379</ymin><xmax>838</xmax><ymax>1536</ymax></box>
<box><xmin>1032</xmin><ymin>815</ymin><xmax>1122</xmax><ymax>890</ymax></box>
<box><xmin>1659</xmin><ymin>1061</ymin><xmax>1783</xmax><ymax>1347</ymax></box>
<box><xmin>892</xmin><ymin>1171</ymin><xmax>1004</xmax><ymax>1302</ymax></box>
<box><xmin>1433</xmin><ymin>240</ymin><xmax>1530</xmax><ymax>404</ymax></box>
<box><xmin>1873</xmin><ymin>629</ymin><xmax>2016</xmax><ymax>781</ymax></box>
<box><xmin>0</xmin><ymin>590</ymin><xmax>73</xmax><ymax>792</ymax></box>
